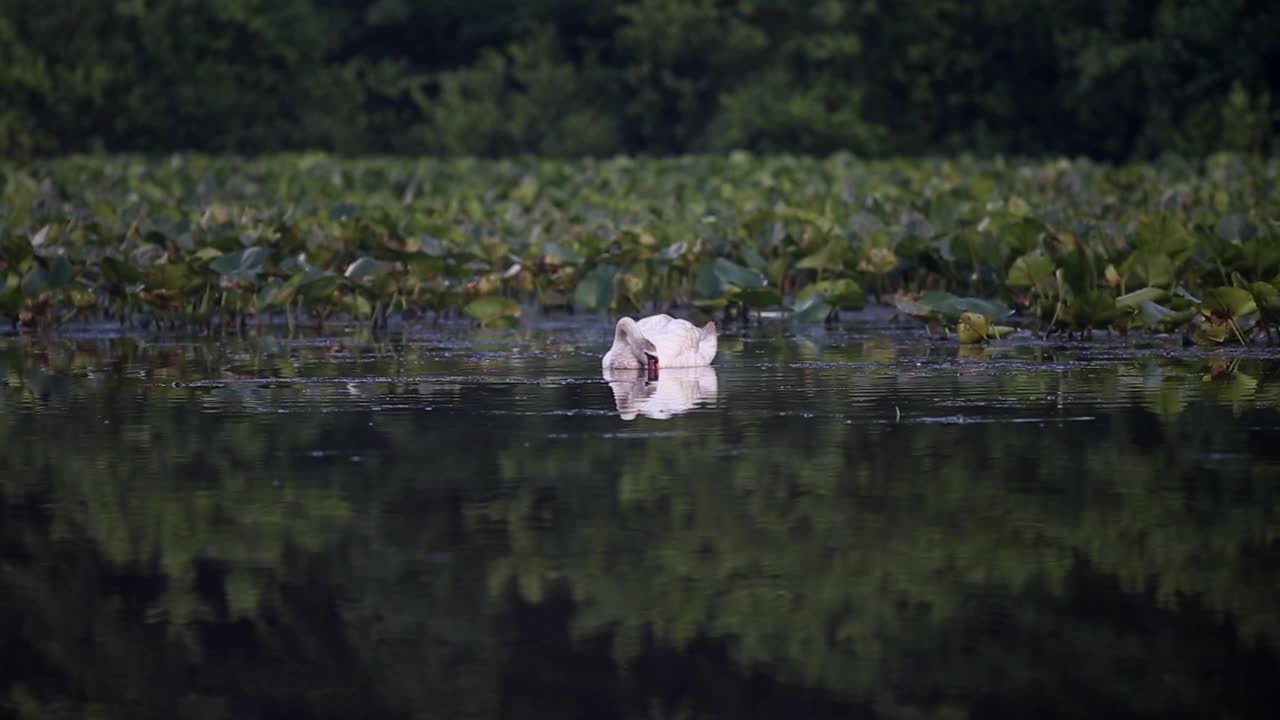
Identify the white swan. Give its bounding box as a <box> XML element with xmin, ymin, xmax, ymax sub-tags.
<box><xmin>601</xmin><ymin>314</ymin><xmax>717</xmax><ymax>370</ymax></box>
<box><xmin>603</xmin><ymin>366</ymin><xmax>719</xmax><ymax>420</ymax></box>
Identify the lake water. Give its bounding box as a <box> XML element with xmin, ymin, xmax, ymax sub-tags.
<box><xmin>2</xmin><ymin>321</ymin><xmax>1280</xmax><ymax>719</ymax></box>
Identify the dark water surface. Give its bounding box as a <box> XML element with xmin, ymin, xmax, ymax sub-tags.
<box><xmin>3</xmin><ymin>322</ymin><xmax>1280</xmax><ymax>719</ymax></box>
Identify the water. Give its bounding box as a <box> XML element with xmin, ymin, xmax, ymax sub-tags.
<box><xmin>2</xmin><ymin>322</ymin><xmax>1280</xmax><ymax>719</ymax></box>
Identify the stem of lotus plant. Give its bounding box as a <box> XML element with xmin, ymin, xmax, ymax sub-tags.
<box><xmin>1229</xmin><ymin>318</ymin><xmax>1249</xmax><ymax>346</ymax></box>
<box><xmin>1045</xmin><ymin>301</ymin><xmax>1062</xmax><ymax>340</ymax></box>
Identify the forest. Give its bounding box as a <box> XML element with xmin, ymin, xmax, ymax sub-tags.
<box><xmin>2</xmin><ymin>0</ymin><xmax>1277</xmax><ymax>160</ymax></box>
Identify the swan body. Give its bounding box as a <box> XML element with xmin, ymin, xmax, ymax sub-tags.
<box><xmin>603</xmin><ymin>365</ymin><xmax>719</xmax><ymax>420</ymax></box>
<box><xmin>601</xmin><ymin>314</ymin><xmax>717</xmax><ymax>370</ymax></box>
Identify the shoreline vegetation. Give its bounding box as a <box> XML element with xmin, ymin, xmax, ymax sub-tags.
<box><xmin>2</xmin><ymin>152</ymin><xmax>1278</xmax><ymax>344</ymax></box>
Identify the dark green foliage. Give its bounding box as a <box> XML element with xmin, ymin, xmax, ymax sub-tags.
<box><xmin>1</xmin><ymin>0</ymin><xmax>1276</xmax><ymax>159</ymax></box>
<box><xmin>2</xmin><ymin>153</ymin><xmax>1279</xmax><ymax>340</ymax></box>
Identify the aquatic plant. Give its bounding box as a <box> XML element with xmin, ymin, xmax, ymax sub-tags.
<box><xmin>2</xmin><ymin>153</ymin><xmax>1278</xmax><ymax>342</ymax></box>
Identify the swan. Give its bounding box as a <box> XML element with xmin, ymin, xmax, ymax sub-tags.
<box><xmin>603</xmin><ymin>365</ymin><xmax>719</xmax><ymax>420</ymax></box>
<box><xmin>601</xmin><ymin>314</ymin><xmax>717</xmax><ymax>370</ymax></box>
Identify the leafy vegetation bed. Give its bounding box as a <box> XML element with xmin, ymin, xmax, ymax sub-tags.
<box><xmin>1</xmin><ymin>153</ymin><xmax>1278</xmax><ymax>343</ymax></box>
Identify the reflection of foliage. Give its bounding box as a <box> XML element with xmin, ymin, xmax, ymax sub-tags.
<box><xmin>2</xmin><ymin>334</ymin><xmax>1280</xmax><ymax>718</ymax></box>
<box><xmin>476</xmin><ymin>340</ymin><xmax>1280</xmax><ymax>718</ymax></box>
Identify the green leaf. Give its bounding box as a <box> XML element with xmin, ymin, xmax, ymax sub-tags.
<box><xmin>1115</xmin><ymin>287</ymin><xmax>1168</xmax><ymax>310</ymax></box>
<box><xmin>1067</xmin><ymin>290</ymin><xmax>1120</xmax><ymax>329</ymax></box>
<box><xmin>1215</xmin><ymin>214</ymin><xmax>1257</xmax><ymax>242</ymax></box>
<box><xmin>917</xmin><ymin>291</ymin><xmax>1011</xmax><ymax>323</ymax></box>
<box><xmin>20</xmin><ymin>265</ymin><xmax>48</xmax><ymax>296</ymax></box>
<box><xmin>795</xmin><ymin>238</ymin><xmax>846</xmax><ymax>271</ymax></box>
<box><xmin>44</xmin><ymin>256</ymin><xmax>72</xmax><ymax>290</ymax></box>
<box><xmin>1140</xmin><ymin>301</ymin><xmax>1194</xmax><ymax>331</ymax></box>
<box><xmin>893</xmin><ymin>295</ymin><xmax>940</xmax><ymax>320</ymax></box>
<box><xmin>999</xmin><ymin>217</ymin><xmax>1049</xmax><ymax>254</ymax></box>
<box><xmin>258</xmin><ymin>273</ymin><xmax>305</xmax><ymax>309</ymax></box>
<box><xmin>330</xmin><ymin>203</ymin><xmax>362</xmax><ymax>220</ymax></box>
<box><xmin>736</xmin><ymin>286</ymin><xmax>782</xmax><ymax>309</ymax></box>
<box><xmin>1120</xmin><ymin>249</ymin><xmax>1175</xmax><ymax>287</ymax></box>
<box><xmin>209</xmin><ymin>247</ymin><xmax>270</xmax><ymax>278</ymax></box>
<box><xmin>789</xmin><ymin>292</ymin><xmax>832</xmax><ymax>323</ymax></box>
<box><xmin>101</xmin><ymin>256</ymin><xmax>144</xmax><ymax>284</ymax></box>
<box><xmin>574</xmin><ymin>266</ymin><xmax>617</xmax><ymax>311</ymax></box>
<box><xmin>659</xmin><ymin>241</ymin><xmax>689</xmax><ymax>261</ymax></box>
<box><xmin>1201</xmin><ymin>286</ymin><xmax>1257</xmax><ymax>319</ymax></box>
<box><xmin>801</xmin><ymin>279</ymin><xmax>865</xmax><ymax>310</ymax></box>
<box><xmin>147</xmin><ymin>263</ymin><xmax>191</xmax><ymax>292</ymax></box>
<box><xmin>740</xmin><ymin>243</ymin><xmax>768</xmax><ymax>273</ymax></box>
<box><xmin>344</xmin><ymin>256</ymin><xmax>398</xmax><ymax>285</ymax></box>
<box><xmin>1248</xmin><ymin>281</ymin><xmax>1280</xmax><ymax>320</ymax></box>
<box><xmin>695</xmin><ymin>262</ymin><xmax>724</xmax><ymax>300</ymax></box>
<box><xmin>1134</xmin><ymin>214</ymin><xmax>1195</xmax><ymax>258</ymax></box>
<box><xmin>541</xmin><ymin>241</ymin><xmax>585</xmax><ymax>266</ymax></box>
<box><xmin>711</xmin><ymin>257</ymin><xmax>766</xmax><ymax>289</ymax></box>
<box><xmin>299</xmin><ymin>270</ymin><xmax>344</xmax><ymax>300</ymax></box>
<box><xmin>1005</xmin><ymin>253</ymin><xmax>1055</xmax><ymax>288</ymax></box>
<box><xmin>463</xmin><ymin>295</ymin><xmax>521</xmax><ymax>325</ymax></box>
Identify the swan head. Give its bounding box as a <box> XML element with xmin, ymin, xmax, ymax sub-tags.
<box><xmin>605</xmin><ymin>317</ymin><xmax>659</xmax><ymax>370</ymax></box>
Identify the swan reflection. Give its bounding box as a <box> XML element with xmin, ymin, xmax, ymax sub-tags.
<box><xmin>603</xmin><ymin>365</ymin><xmax>719</xmax><ymax>420</ymax></box>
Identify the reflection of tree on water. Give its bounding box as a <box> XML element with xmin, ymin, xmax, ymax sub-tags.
<box><xmin>3</xmin><ymin>340</ymin><xmax>1280</xmax><ymax>719</ymax></box>
<box><xmin>603</xmin><ymin>366</ymin><xmax>719</xmax><ymax>420</ymax></box>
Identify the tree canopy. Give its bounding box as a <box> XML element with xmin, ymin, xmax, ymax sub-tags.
<box><xmin>1</xmin><ymin>0</ymin><xmax>1276</xmax><ymax>160</ymax></box>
